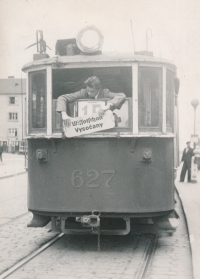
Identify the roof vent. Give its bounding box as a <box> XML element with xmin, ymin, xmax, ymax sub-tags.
<box><xmin>55</xmin><ymin>38</ymin><xmax>80</xmax><ymax>56</ymax></box>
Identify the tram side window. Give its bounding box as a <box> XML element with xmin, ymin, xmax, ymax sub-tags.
<box><xmin>166</xmin><ymin>70</ymin><xmax>174</xmax><ymax>131</ymax></box>
<box><xmin>138</xmin><ymin>67</ymin><xmax>162</xmax><ymax>130</ymax></box>
<box><xmin>29</xmin><ymin>71</ymin><xmax>47</xmax><ymax>131</ymax></box>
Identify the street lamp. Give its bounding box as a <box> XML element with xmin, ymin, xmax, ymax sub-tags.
<box><xmin>191</xmin><ymin>99</ymin><xmax>199</xmax><ymax>135</ymax></box>
<box><xmin>191</xmin><ymin>99</ymin><xmax>199</xmax><ymax>145</ymax></box>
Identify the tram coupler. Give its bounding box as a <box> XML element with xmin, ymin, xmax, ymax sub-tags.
<box><xmin>76</xmin><ymin>214</ymin><xmax>100</xmax><ymax>228</ymax></box>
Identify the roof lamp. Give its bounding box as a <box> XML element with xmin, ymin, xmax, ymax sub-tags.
<box><xmin>76</xmin><ymin>26</ymin><xmax>104</xmax><ymax>53</ymax></box>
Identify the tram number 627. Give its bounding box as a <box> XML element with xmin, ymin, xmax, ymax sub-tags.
<box><xmin>71</xmin><ymin>170</ymin><xmax>116</xmax><ymax>188</ymax></box>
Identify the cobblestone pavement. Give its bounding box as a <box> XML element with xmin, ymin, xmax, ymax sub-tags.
<box><xmin>0</xmin><ymin>174</ymin><xmax>58</xmax><ymax>275</ymax></box>
<box><xmin>0</xmin><ymin>174</ymin><xmax>27</xmax><ymax>224</ymax></box>
<box><xmin>5</xmin><ymin>192</ymin><xmax>193</xmax><ymax>279</ymax></box>
<box><xmin>0</xmin><ymin>213</ymin><xmax>57</xmax><ymax>274</ymax></box>
<box><xmin>0</xmin><ymin>153</ymin><xmax>26</xmax><ymax>179</ymax></box>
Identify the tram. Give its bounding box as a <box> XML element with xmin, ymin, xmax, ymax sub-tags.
<box><xmin>23</xmin><ymin>27</ymin><xmax>180</xmax><ymax>235</ymax></box>
<box><xmin>19</xmin><ymin>140</ymin><xmax>28</xmax><ymax>154</ymax></box>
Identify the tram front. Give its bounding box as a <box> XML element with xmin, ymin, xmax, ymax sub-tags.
<box><xmin>23</xmin><ymin>27</ymin><xmax>180</xmax><ymax>234</ymax></box>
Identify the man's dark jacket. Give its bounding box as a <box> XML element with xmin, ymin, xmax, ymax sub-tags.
<box><xmin>181</xmin><ymin>147</ymin><xmax>194</xmax><ymax>167</ymax></box>
<box><xmin>56</xmin><ymin>89</ymin><xmax>126</xmax><ymax>113</ymax></box>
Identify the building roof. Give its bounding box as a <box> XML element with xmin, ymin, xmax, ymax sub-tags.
<box><xmin>0</xmin><ymin>78</ymin><xmax>26</xmax><ymax>94</ymax></box>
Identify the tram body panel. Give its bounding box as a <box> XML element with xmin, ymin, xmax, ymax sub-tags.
<box><xmin>27</xmin><ymin>137</ymin><xmax>174</xmax><ymax>214</ymax></box>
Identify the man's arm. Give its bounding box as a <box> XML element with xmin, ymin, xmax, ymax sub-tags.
<box><xmin>56</xmin><ymin>90</ymin><xmax>86</xmax><ymax>114</ymax></box>
<box><xmin>181</xmin><ymin>149</ymin><xmax>185</xmax><ymax>162</ymax></box>
<box><xmin>102</xmin><ymin>89</ymin><xmax>126</xmax><ymax>110</ymax></box>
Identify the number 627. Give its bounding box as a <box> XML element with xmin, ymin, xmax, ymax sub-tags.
<box><xmin>71</xmin><ymin>170</ymin><xmax>116</xmax><ymax>188</ymax></box>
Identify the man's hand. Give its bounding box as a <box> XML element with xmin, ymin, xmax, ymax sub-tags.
<box><xmin>61</xmin><ymin>111</ymin><xmax>72</xmax><ymax>128</ymax></box>
<box><xmin>98</xmin><ymin>103</ymin><xmax>113</xmax><ymax>116</ymax></box>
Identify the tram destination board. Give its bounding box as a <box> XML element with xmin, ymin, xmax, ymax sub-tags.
<box><xmin>63</xmin><ymin>110</ymin><xmax>115</xmax><ymax>137</ymax></box>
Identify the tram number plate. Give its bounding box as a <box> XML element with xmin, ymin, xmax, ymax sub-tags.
<box><xmin>71</xmin><ymin>170</ymin><xmax>115</xmax><ymax>188</ymax></box>
<box><xmin>63</xmin><ymin>111</ymin><xmax>115</xmax><ymax>137</ymax></box>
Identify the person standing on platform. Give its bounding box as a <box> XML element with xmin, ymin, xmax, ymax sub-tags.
<box><xmin>180</xmin><ymin>141</ymin><xmax>194</xmax><ymax>182</ymax></box>
<box><xmin>0</xmin><ymin>144</ymin><xmax>3</xmax><ymax>162</ymax></box>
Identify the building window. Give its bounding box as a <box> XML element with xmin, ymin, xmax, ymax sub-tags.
<box><xmin>9</xmin><ymin>113</ymin><xmax>18</xmax><ymax>121</ymax></box>
<box><xmin>9</xmin><ymin>97</ymin><xmax>18</xmax><ymax>105</ymax></box>
<box><xmin>8</xmin><ymin>128</ymin><xmax>18</xmax><ymax>137</ymax></box>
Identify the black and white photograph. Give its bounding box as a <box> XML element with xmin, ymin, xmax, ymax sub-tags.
<box><xmin>0</xmin><ymin>0</ymin><xmax>200</xmax><ymax>278</ymax></box>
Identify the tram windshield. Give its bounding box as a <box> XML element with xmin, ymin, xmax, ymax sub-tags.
<box><xmin>52</xmin><ymin>67</ymin><xmax>132</xmax><ymax>99</ymax></box>
<box><xmin>27</xmin><ymin>64</ymin><xmax>176</xmax><ymax>136</ymax></box>
<box><xmin>52</xmin><ymin>66</ymin><xmax>132</xmax><ymax>133</ymax></box>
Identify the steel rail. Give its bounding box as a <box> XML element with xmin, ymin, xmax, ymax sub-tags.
<box><xmin>0</xmin><ymin>232</ymin><xmax>64</xmax><ymax>279</ymax></box>
<box><xmin>134</xmin><ymin>234</ymin><xmax>158</xmax><ymax>279</ymax></box>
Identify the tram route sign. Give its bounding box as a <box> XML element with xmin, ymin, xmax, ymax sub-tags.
<box><xmin>63</xmin><ymin>110</ymin><xmax>115</xmax><ymax>137</ymax></box>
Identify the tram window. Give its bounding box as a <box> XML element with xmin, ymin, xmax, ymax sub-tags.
<box><xmin>52</xmin><ymin>67</ymin><xmax>132</xmax><ymax>99</ymax></box>
<box><xmin>52</xmin><ymin>66</ymin><xmax>132</xmax><ymax>133</ymax></box>
<box><xmin>138</xmin><ymin>67</ymin><xmax>162</xmax><ymax>130</ymax></box>
<box><xmin>29</xmin><ymin>71</ymin><xmax>47</xmax><ymax>131</ymax></box>
<box><xmin>166</xmin><ymin>70</ymin><xmax>174</xmax><ymax>130</ymax></box>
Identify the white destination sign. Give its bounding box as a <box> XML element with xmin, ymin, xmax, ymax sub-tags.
<box><xmin>63</xmin><ymin>110</ymin><xmax>115</xmax><ymax>138</ymax></box>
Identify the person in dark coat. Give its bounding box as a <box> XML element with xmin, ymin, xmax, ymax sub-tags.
<box><xmin>0</xmin><ymin>145</ymin><xmax>3</xmax><ymax>162</ymax></box>
<box><xmin>180</xmin><ymin>141</ymin><xmax>194</xmax><ymax>182</ymax></box>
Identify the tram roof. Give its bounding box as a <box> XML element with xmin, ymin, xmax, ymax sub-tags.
<box><xmin>22</xmin><ymin>52</ymin><xmax>177</xmax><ymax>72</ymax></box>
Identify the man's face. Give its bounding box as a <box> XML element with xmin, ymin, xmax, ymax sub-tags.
<box><xmin>187</xmin><ymin>143</ymin><xmax>190</xmax><ymax>148</ymax></box>
<box><xmin>86</xmin><ymin>86</ymin><xmax>99</xmax><ymax>98</ymax></box>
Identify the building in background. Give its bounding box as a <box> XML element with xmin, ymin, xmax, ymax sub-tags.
<box><xmin>0</xmin><ymin>77</ymin><xmax>26</xmax><ymax>153</ymax></box>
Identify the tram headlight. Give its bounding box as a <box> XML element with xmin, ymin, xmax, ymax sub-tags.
<box><xmin>76</xmin><ymin>26</ymin><xmax>104</xmax><ymax>54</ymax></box>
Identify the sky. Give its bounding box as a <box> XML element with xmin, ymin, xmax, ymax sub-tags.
<box><xmin>0</xmin><ymin>0</ymin><xmax>200</xmax><ymax>148</ymax></box>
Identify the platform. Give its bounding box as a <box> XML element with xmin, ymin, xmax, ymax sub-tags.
<box><xmin>175</xmin><ymin>163</ymin><xmax>200</xmax><ymax>279</ymax></box>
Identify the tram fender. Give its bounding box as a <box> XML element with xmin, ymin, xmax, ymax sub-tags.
<box><xmin>27</xmin><ymin>213</ymin><xmax>51</xmax><ymax>227</ymax></box>
<box><xmin>152</xmin><ymin>210</ymin><xmax>179</xmax><ymax>232</ymax></box>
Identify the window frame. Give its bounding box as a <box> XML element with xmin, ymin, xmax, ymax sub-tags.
<box><xmin>166</xmin><ymin>69</ymin><xmax>175</xmax><ymax>133</ymax></box>
<box><xmin>52</xmin><ymin>65</ymin><xmax>133</xmax><ymax>135</ymax></box>
<box><xmin>138</xmin><ymin>66</ymin><xmax>163</xmax><ymax>132</ymax></box>
<box><xmin>28</xmin><ymin>69</ymin><xmax>47</xmax><ymax>134</ymax></box>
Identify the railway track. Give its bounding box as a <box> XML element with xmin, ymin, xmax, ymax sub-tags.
<box><xmin>135</xmin><ymin>234</ymin><xmax>158</xmax><ymax>279</ymax></box>
<box><xmin>1</xmin><ymin>231</ymin><xmax>157</xmax><ymax>279</ymax></box>
<box><xmin>0</xmin><ymin>191</ymin><xmax>193</xmax><ymax>279</ymax></box>
<box><xmin>0</xmin><ymin>233</ymin><xmax>64</xmax><ymax>279</ymax></box>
